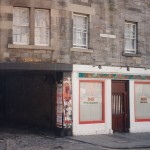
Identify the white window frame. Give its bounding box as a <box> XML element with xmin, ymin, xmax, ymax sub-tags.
<box><xmin>73</xmin><ymin>14</ymin><xmax>88</xmax><ymax>49</ymax></box>
<box><xmin>13</xmin><ymin>7</ymin><xmax>29</xmax><ymax>45</ymax></box>
<box><xmin>124</xmin><ymin>22</ymin><xmax>137</xmax><ymax>54</ymax></box>
<box><xmin>34</xmin><ymin>9</ymin><xmax>50</xmax><ymax>46</ymax></box>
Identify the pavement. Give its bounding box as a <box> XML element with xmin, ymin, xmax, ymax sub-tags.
<box><xmin>68</xmin><ymin>132</ymin><xmax>150</xmax><ymax>149</ymax></box>
<box><xmin>0</xmin><ymin>127</ymin><xmax>150</xmax><ymax>150</ymax></box>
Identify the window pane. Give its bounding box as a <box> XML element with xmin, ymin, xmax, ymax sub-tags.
<box><xmin>35</xmin><ymin>11</ymin><xmax>40</xmax><ymax>27</ymax></box>
<box><xmin>17</xmin><ymin>35</ymin><xmax>21</xmax><ymax>43</ymax></box>
<box><xmin>135</xmin><ymin>83</ymin><xmax>150</xmax><ymax>120</ymax></box>
<box><xmin>132</xmin><ymin>39</ymin><xmax>135</xmax><ymax>49</ymax></box>
<box><xmin>35</xmin><ymin>36</ymin><xmax>40</xmax><ymax>45</ymax></box>
<box><xmin>13</xmin><ymin>7</ymin><xmax>29</xmax><ymax>44</ymax></box>
<box><xmin>80</xmin><ymin>81</ymin><xmax>103</xmax><ymax>123</ymax></box>
<box><xmin>35</xmin><ymin>28</ymin><xmax>40</xmax><ymax>36</ymax></box>
<box><xmin>35</xmin><ymin>10</ymin><xmax>49</xmax><ymax>27</ymax></box>
<box><xmin>73</xmin><ymin>14</ymin><xmax>88</xmax><ymax>48</ymax></box>
<box><xmin>124</xmin><ymin>22</ymin><xmax>136</xmax><ymax>53</ymax></box>
<box><xmin>125</xmin><ymin>39</ymin><xmax>131</xmax><ymax>49</ymax></box>
<box><xmin>13</xmin><ymin>35</ymin><xmax>17</xmax><ymax>43</ymax></box>
<box><xmin>35</xmin><ymin>9</ymin><xmax>50</xmax><ymax>45</ymax></box>
<box><xmin>21</xmin><ymin>27</ymin><xmax>29</xmax><ymax>44</ymax></box>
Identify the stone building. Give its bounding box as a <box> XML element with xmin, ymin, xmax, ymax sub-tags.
<box><xmin>0</xmin><ymin>0</ymin><xmax>150</xmax><ymax>135</ymax></box>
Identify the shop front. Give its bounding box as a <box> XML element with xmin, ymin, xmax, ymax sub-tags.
<box><xmin>72</xmin><ymin>64</ymin><xmax>150</xmax><ymax>135</ymax></box>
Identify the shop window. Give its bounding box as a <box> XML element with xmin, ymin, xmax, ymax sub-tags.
<box><xmin>13</xmin><ymin>7</ymin><xmax>29</xmax><ymax>45</ymax></box>
<box><xmin>73</xmin><ymin>14</ymin><xmax>88</xmax><ymax>49</ymax></box>
<box><xmin>124</xmin><ymin>22</ymin><xmax>137</xmax><ymax>54</ymax></box>
<box><xmin>79</xmin><ymin>80</ymin><xmax>105</xmax><ymax>124</ymax></box>
<box><xmin>135</xmin><ymin>82</ymin><xmax>150</xmax><ymax>122</ymax></box>
<box><xmin>35</xmin><ymin>9</ymin><xmax>50</xmax><ymax>46</ymax></box>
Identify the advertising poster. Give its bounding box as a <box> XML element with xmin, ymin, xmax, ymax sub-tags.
<box><xmin>63</xmin><ymin>73</ymin><xmax>72</xmax><ymax>129</ymax></box>
<box><xmin>56</xmin><ymin>84</ymin><xmax>63</xmax><ymax>128</ymax></box>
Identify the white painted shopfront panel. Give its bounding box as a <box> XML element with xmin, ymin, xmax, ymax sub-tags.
<box><xmin>72</xmin><ymin>65</ymin><xmax>150</xmax><ymax>135</ymax></box>
<box><xmin>72</xmin><ymin>71</ymin><xmax>112</xmax><ymax>135</ymax></box>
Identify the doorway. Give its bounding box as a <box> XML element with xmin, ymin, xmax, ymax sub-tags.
<box><xmin>112</xmin><ymin>80</ymin><xmax>129</xmax><ymax>132</ymax></box>
<box><xmin>0</xmin><ymin>71</ymin><xmax>58</xmax><ymax>130</ymax></box>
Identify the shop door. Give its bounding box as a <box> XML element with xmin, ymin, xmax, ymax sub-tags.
<box><xmin>112</xmin><ymin>81</ymin><xmax>129</xmax><ymax>132</ymax></box>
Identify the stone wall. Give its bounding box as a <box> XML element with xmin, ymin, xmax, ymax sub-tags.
<box><xmin>0</xmin><ymin>0</ymin><xmax>150</xmax><ymax>68</ymax></box>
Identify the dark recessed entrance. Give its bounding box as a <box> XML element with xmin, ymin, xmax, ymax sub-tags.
<box><xmin>0</xmin><ymin>71</ymin><xmax>62</xmax><ymax>131</ymax></box>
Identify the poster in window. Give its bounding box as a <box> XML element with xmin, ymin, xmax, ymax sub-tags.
<box><xmin>135</xmin><ymin>82</ymin><xmax>150</xmax><ymax>121</ymax></box>
<box><xmin>79</xmin><ymin>81</ymin><xmax>104</xmax><ymax>123</ymax></box>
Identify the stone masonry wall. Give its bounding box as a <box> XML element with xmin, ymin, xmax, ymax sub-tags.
<box><xmin>0</xmin><ymin>0</ymin><xmax>150</xmax><ymax>68</ymax></box>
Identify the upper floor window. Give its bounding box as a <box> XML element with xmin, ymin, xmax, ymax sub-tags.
<box><xmin>13</xmin><ymin>7</ymin><xmax>29</xmax><ymax>45</ymax></box>
<box><xmin>124</xmin><ymin>22</ymin><xmax>137</xmax><ymax>54</ymax></box>
<box><xmin>13</xmin><ymin>7</ymin><xmax>50</xmax><ymax>46</ymax></box>
<box><xmin>73</xmin><ymin>14</ymin><xmax>88</xmax><ymax>49</ymax></box>
<box><xmin>35</xmin><ymin>9</ymin><xmax>50</xmax><ymax>46</ymax></box>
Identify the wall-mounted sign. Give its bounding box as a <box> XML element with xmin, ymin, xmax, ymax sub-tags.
<box><xmin>79</xmin><ymin>73</ymin><xmax>150</xmax><ymax>80</ymax></box>
<box><xmin>20</xmin><ymin>57</ymin><xmax>42</xmax><ymax>62</ymax></box>
<box><xmin>100</xmin><ymin>33</ymin><xmax>116</xmax><ymax>39</ymax></box>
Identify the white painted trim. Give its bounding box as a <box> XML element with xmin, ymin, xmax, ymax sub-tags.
<box><xmin>72</xmin><ymin>64</ymin><xmax>150</xmax><ymax>135</ymax></box>
<box><xmin>72</xmin><ymin>72</ymin><xmax>112</xmax><ymax>135</ymax></box>
<box><xmin>73</xmin><ymin>65</ymin><xmax>150</xmax><ymax>76</ymax></box>
<box><xmin>100</xmin><ymin>34</ymin><xmax>116</xmax><ymax>39</ymax></box>
<box><xmin>70</xmin><ymin>48</ymin><xmax>93</xmax><ymax>53</ymax></box>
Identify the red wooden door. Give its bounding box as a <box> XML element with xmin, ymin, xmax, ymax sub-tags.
<box><xmin>112</xmin><ymin>81</ymin><xmax>129</xmax><ymax>132</ymax></box>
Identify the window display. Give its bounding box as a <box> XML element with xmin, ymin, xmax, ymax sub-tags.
<box><xmin>135</xmin><ymin>82</ymin><xmax>150</xmax><ymax>121</ymax></box>
<box><xmin>79</xmin><ymin>80</ymin><xmax>105</xmax><ymax>124</ymax></box>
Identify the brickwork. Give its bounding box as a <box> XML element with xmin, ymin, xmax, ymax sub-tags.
<box><xmin>0</xmin><ymin>0</ymin><xmax>150</xmax><ymax>67</ymax></box>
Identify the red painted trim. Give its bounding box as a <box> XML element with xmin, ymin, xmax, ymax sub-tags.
<box><xmin>135</xmin><ymin>119</ymin><xmax>150</xmax><ymax>122</ymax></box>
<box><xmin>79</xmin><ymin>121</ymin><xmax>104</xmax><ymax>124</ymax></box>
<box><xmin>134</xmin><ymin>81</ymin><xmax>150</xmax><ymax>122</ymax></box>
<box><xmin>79</xmin><ymin>80</ymin><xmax>105</xmax><ymax>124</ymax></box>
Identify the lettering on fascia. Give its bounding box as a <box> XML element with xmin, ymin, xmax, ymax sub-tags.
<box><xmin>100</xmin><ymin>34</ymin><xmax>116</xmax><ymax>39</ymax></box>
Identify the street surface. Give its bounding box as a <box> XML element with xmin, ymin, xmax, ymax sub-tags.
<box><xmin>0</xmin><ymin>127</ymin><xmax>150</xmax><ymax>150</ymax></box>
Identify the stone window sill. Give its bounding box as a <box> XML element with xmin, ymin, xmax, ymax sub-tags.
<box><xmin>8</xmin><ymin>44</ymin><xmax>54</xmax><ymax>50</ymax></box>
<box><xmin>70</xmin><ymin>47</ymin><xmax>93</xmax><ymax>53</ymax></box>
<box><xmin>122</xmin><ymin>52</ymin><xmax>142</xmax><ymax>57</ymax></box>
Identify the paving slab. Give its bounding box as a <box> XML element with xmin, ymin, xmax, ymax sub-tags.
<box><xmin>68</xmin><ymin>133</ymin><xmax>150</xmax><ymax>149</ymax></box>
